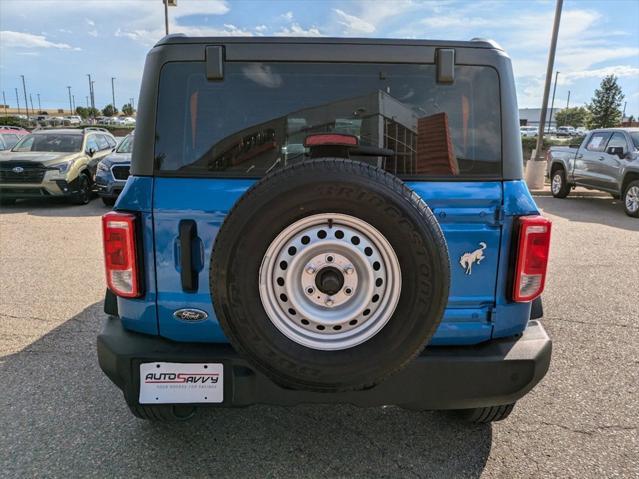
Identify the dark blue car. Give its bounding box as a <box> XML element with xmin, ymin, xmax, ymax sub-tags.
<box><xmin>95</xmin><ymin>133</ymin><xmax>133</xmax><ymax>206</ymax></box>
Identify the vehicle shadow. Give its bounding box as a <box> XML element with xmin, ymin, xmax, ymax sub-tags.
<box><xmin>0</xmin><ymin>196</ymin><xmax>108</xmax><ymax>217</ymax></box>
<box><xmin>535</xmin><ymin>196</ymin><xmax>639</xmax><ymax>232</ymax></box>
<box><xmin>1</xmin><ymin>302</ymin><xmax>492</xmax><ymax>478</ymax></box>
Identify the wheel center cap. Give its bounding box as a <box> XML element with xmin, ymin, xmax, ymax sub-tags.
<box><xmin>315</xmin><ymin>266</ymin><xmax>344</xmax><ymax>295</ymax></box>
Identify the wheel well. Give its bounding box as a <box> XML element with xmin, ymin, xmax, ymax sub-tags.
<box><xmin>621</xmin><ymin>172</ymin><xmax>639</xmax><ymax>195</ymax></box>
<box><xmin>550</xmin><ymin>162</ymin><xmax>564</xmax><ymax>176</ymax></box>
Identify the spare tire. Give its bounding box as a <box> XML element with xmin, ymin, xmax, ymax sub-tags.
<box><xmin>211</xmin><ymin>159</ymin><xmax>450</xmax><ymax>392</ymax></box>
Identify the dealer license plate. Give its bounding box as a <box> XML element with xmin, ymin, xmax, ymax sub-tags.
<box><xmin>139</xmin><ymin>362</ymin><xmax>223</xmax><ymax>404</ymax></box>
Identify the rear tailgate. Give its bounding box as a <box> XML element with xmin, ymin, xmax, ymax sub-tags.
<box><xmin>152</xmin><ymin>178</ymin><xmax>502</xmax><ymax>345</ymax></box>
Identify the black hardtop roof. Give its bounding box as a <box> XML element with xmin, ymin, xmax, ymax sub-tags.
<box><xmin>155</xmin><ymin>35</ymin><xmax>503</xmax><ymax>50</ymax></box>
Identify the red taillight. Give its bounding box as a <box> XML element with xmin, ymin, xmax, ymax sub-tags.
<box><xmin>102</xmin><ymin>212</ymin><xmax>140</xmax><ymax>298</ymax></box>
<box><xmin>304</xmin><ymin>133</ymin><xmax>359</xmax><ymax>147</ymax></box>
<box><xmin>512</xmin><ymin>215</ymin><xmax>552</xmax><ymax>302</ymax></box>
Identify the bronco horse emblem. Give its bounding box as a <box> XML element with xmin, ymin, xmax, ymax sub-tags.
<box><xmin>459</xmin><ymin>242</ymin><xmax>487</xmax><ymax>275</ymax></box>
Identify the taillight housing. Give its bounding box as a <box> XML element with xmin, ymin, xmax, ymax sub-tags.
<box><xmin>102</xmin><ymin>211</ymin><xmax>140</xmax><ymax>298</ymax></box>
<box><xmin>512</xmin><ymin>215</ymin><xmax>552</xmax><ymax>302</ymax></box>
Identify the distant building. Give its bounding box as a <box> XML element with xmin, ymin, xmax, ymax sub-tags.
<box><xmin>518</xmin><ymin>108</ymin><xmax>564</xmax><ymax>128</ymax></box>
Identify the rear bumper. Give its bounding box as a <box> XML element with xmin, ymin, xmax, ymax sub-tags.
<box><xmin>98</xmin><ymin>316</ymin><xmax>551</xmax><ymax>410</ymax></box>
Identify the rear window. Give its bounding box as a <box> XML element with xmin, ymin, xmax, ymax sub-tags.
<box><xmin>155</xmin><ymin>62</ymin><xmax>501</xmax><ymax>178</ymax></box>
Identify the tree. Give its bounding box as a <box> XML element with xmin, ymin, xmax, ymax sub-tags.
<box><xmin>554</xmin><ymin>107</ymin><xmax>590</xmax><ymax>127</ymax></box>
<box><xmin>587</xmin><ymin>75</ymin><xmax>624</xmax><ymax>129</ymax></box>
<box><xmin>121</xmin><ymin>103</ymin><xmax>134</xmax><ymax>116</ymax></box>
<box><xmin>102</xmin><ymin>104</ymin><xmax>118</xmax><ymax>117</ymax></box>
<box><xmin>75</xmin><ymin>106</ymin><xmax>98</xmax><ymax>119</ymax></box>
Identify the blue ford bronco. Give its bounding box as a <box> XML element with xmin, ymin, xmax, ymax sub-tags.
<box><xmin>98</xmin><ymin>36</ymin><xmax>552</xmax><ymax>422</ymax></box>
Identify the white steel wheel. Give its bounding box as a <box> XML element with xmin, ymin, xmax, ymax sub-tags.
<box><xmin>259</xmin><ymin>213</ymin><xmax>401</xmax><ymax>351</ymax></box>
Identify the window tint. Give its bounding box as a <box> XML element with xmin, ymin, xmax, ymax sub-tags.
<box><xmin>116</xmin><ymin>134</ymin><xmax>134</xmax><ymax>153</ymax></box>
<box><xmin>155</xmin><ymin>62</ymin><xmax>502</xmax><ymax>178</ymax></box>
<box><xmin>95</xmin><ymin>135</ymin><xmax>109</xmax><ymax>150</ymax></box>
<box><xmin>586</xmin><ymin>132</ymin><xmax>611</xmax><ymax>152</ymax></box>
<box><xmin>1</xmin><ymin>134</ymin><xmax>20</xmax><ymax>149</ymax></box>
<box><xmin>105</xmin><ymin>135</ymin><xmax>116</xmax><ymax>148</ymax></box>
<box><xmin>85</xmin><ymin>136</ymin><xmax>99</xmax><ymax>152</ymax></box>
<box><xmin>606</xmin><ymin>132</ymin><xmax>627</xmax><ymax>152</ymax></box>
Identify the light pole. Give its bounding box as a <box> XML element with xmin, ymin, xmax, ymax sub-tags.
<box><xmin>2</xmin><ymin>91</ymin><xmax>7</xmax><ymax>117</ymax></box>
<box><xmin>87</xmin><ymin>74</ymin><xmax>95</xmax><ymax>113</ymax></box>
<box><xmin>526</xmin><ymin>0</ymin><xmax>563</xmax><ymax>190</ymax></box>
<box><xmin>67</xmin><ymin>86</ymin><xmax>73</xmax><ymax>115</ymax></box>
<box><xmin>20</xmin><ymin>75</ymin><xmax>30</xmax><ymax>122</ymax></box>
<box><xmin>72</xmin><ymin>95</ymin><xmax>76</xmax><ymax>112</ymax></box>
<box><xmin>15</xmin><ymin>88</ymin><xmax>21</xmax><ymax>116</ymax></box>
<box><xmin>547</xmin><ymin>71</ymin><xmax>559</xmax><ymax>133</ymax></box>
<box><xmin>164</xmin><ymin>0</ymin><xmax>177</xmax><ymax>35</ymax></box>
<box><xmin>111</xmin><ymin>77</ymin><xmax>116</xmax><ymax>112</ymax></box>
<box><xmin>622</xmin><ymin>101</ymin><xmax>627</xmax><ymax>121</ymax></box>
<box><xmin>37</xmin><ymin>93</ymin><xmax>41</xmax><ymax>112</ymax></box>
<box><xmin>86</xmin><ymin>96</ymin><xmax>89</xmax><ymax>108</ymax></box>
<box><xmin>29</xmin><ymin>93</ymin><xmax>34</xmax><ymax>114</ymax></box>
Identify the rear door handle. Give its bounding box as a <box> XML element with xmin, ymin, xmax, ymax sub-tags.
<box><xmin>179</xmin><ymin>220</ymin><xmax>198</xmax><ymax>292</ymax></box>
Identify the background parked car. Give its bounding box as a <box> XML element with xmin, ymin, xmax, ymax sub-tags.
<box><xmin>520</xmin><ymin>126</ymin><xmax>538</xmax><ymax>138</ymax></box>
<box><xmin>0</xmin><ymin>127</ymin><xmax>116</xmax><ymax>205</ymax></box>
<box><xmin>0</xmin><ymin>126</ymin><xmax>29</xmax><ymax>151</ymax></box>
<box><xmin>95</xmin><ymin>132</ymin><xmax>133</xmax><ymax>206</ymax></box>
<box><xmin>547</xmin><ymin>127</ymin><xmax>639</xmax><ymax>217</ymax></box>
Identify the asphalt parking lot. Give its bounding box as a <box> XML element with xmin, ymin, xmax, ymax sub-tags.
<box><xmin>0</xmin><ymin>194</ymin><xmax>637</xmax><ymax>478</ymax></box>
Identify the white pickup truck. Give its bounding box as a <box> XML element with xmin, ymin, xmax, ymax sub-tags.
<box><xmin>547</xmin><ymin>128</ymin><xmax>639</xmax><ymax>217</ymax></box>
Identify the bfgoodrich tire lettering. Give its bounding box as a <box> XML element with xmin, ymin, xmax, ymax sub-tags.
<box><xmin>211</xmin><ymin>159</ymin><xmax>450</xmax><ymax>392</ymax></box>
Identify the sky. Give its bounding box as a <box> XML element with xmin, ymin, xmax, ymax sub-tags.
<box><xmin>1</xmin><ymin>0</ymin><xmax>638</xmax><ymax>117</ymax></box>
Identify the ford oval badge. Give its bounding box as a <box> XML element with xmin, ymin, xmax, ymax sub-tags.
<box><xmin>173</xmin><ymin>309</ymin><xmax>208</xmax><ymax>322</ymax></box>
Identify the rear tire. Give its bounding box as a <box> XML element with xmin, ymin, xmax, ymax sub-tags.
<box><xmin>623</xmin><ymin>180</ymin><xmax>639</xmax><ymax>218</ymax></box>
<box><xmin>550</xmin><ymin>168</ymin><xmax>570</xmax><ymax>198</ymax></box>
<box><xmin>128</xmin><ymin>404</ymin><xmax>197</xmax><ymax>422</ymax></box>
<box><xmin>102</xmin><ymin>197</ymin><xmax>116</xmax><ymax>207</ymax></box>
<box><xmin>453</xmin><ymin>403</ymin><xmax>515</xmax><ymax>423</ymax></box>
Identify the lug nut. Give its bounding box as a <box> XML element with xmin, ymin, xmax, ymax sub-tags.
<box><xmin>326</xmin><ymin>255</ymin><xmax>334</xmax><ymax>263</ymax></box>
<box><xmin>306</xmin><ymin>287</ymin><xmax>314</xmax><ymax>295</ymax></box>
<box><xmin>344</xmin><ymin>288</ymin><xmax>352</xmax><ymax>295</ymax></box>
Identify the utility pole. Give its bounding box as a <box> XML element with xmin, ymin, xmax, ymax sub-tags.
<box><xmin>565</xmin><ymin>90</ymin><xmax>570</xmax><ymax>110</ymax></box>
<box><xmin>2</xmin><ymin>91</ymin><xmax>7</xmax><ymax>117</ymax></box>
<box><xmin>86</xmin><ymin>96</ymin><xmax>89</xmax><ymax>108</ymax></box>
<box><xmin>130</xmin><ymin>97</ymin><xmax>135</xmax><ymax>111</ymax></box>
<box><xmin>622</xmin><ymin>101</ymin><xmax>627</xmax><ymax>121</ymax></box>
<box><xmin>37</xmin><ymin>93</ymin><xmax>41</xmax><ymax>112</ymax></box>
<box><xmin>91</xmin><ymin>81</ymin><xmax>96</xmax><ymax>110</ymax></box>
<box><xmin>547</xmin><ymin>71</ymin><xmax>559</xmax><ymax>132</ymax></box>
<box><xmin>111</xmin><ymin>77</ymin><xmax>116</xmax><ymax>112</ymax></box>
<box><xmin>72</xmin><ymin>95</ymin><xmax>76</xmax><ymax>112</ymax></box>
<box><xmin>526</xmin><ymin>0</ymin><xmax>563</xmax><ymax>190</ymax></box>
<box><xmin>15</xmin><ymin>88</ymin><xmax>21</xmax><ymax>116</ymax></box>
<box><xmin>67</xmin><ymin>86</ymin><xmax>73</xmax><ymax>115</ymax></box>
<box><xmin>29</xmin><ymin>93</ymin><xmax>34</xmax><ymax>114</ymax></box>
<box><xmin>20</xmin><ymin>75</ymin><xmax>30</xmax><ymax>122</ymax></box>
